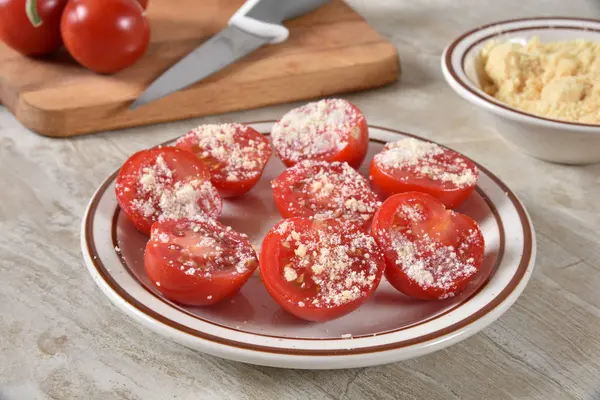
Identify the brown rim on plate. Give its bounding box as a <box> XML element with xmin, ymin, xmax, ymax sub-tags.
<box><xmin>109</xmin><ymin>137</ymin><xmax>505</xmax><ymax>341</ymax></box>
<box><xmin>84</xmin><ymin>124</ymin><xmax>534</xmax><ymax>356</ymax></box>
<box><xmin>444</xmin><ymin>18</ymin><xmax>600</xmax><ymax>128</ymax></box>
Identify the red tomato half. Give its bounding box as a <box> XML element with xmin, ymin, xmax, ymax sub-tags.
<box><xmin>371</xmin><ymin>192</ymin><xmax>485</xmax><ymax>300</ymax></box>
<box><xmin>271</xmin><ymin>160</ymin><xmax>380</xmax><ymax>229</ymax></box>
<box><xmin>0</xmin><ymin>0</ymin><xmax>67</xmax><ymax>56</ymax></box>
<box><xmin>61</xmin><ymin>0</ymin><xmax>150</xmax><ymax>73</ymax></box>
<box><xmin>370</xmin><ymin>138</ymin><xmax>478</xmax><ymax>209</ymax></box>
<box><xmin>271</xmin><ymin>99</ymin><xmax>369</xmax><ymax>168</ymax></box>
<box><xmin>115</xmin><ymin>146</ymin><xmax>222</xmax><ymax>235</ymax></box>
<box><xmin>260</xmin><ymin>218</ymin><xmax>386</xmax><ymax>322</ymax></box>
<box><xmin>175</xmin><ymin>123</ymin><xmax>272</xmax><ymax>198</ymax></box>
<box><xmin>145</xmin><ymin>218</ymin><xmax>258</xmax><ymax>306</ymax></box>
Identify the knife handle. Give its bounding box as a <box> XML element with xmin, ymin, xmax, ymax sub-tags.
<box><xmin>229</xmin><ymin>0</ymin><xmax>330</xmax><ymax>43</ymax></box>
<box><xmin>229</xmin><ymin>15</ymin><xmax>289</xmax><ymax>44</ymax></box>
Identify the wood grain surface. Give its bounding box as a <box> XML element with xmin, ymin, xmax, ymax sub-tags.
<box><xmin>0</xmin><ymin>0</ymin><xmax>398</xmax><ymax>137</ymax></box>
<box><xmin>1</xmin><ymin>0</ymin><xmax>600</xmax><ymax>399</ymax></box>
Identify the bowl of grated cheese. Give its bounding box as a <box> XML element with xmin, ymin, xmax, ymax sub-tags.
<box><xmin>442</xmin><ymin>17</ymin><xmax>600</xmax><ymax>165</ymax></box>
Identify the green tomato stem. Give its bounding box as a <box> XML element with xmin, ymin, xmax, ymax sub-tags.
<box><xmin>26</xmin><ymin>0</ymin><xmax>43</xmax><ymax>27</ymax></box>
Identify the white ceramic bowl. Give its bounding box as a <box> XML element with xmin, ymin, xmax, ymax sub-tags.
<box><xmin>442</xmin><ymin>17</ymin><xmax>600</xmax><ymax>165</ymax></box>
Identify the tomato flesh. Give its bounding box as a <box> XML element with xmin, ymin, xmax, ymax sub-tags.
<box><xmin>371</xmin><ymin>192</ymin><xmax>484</xmax><ymax>300</ymax></box>
<box><xmin>145</xmin><ymin>218</ymin><xmax>258</xmax><ymax>306</ymax></box>
<box><xmin>115</xmin><ymin>146</ymin><xmax>222</xmax><ymax>235</ymax></box>
<box><xmin>271</xmin><ymin>99</ymin><xmax>369</xmax><ymax>168</ymax></box>
<box><xmin>260</xmin><ymin>217</ymin><xmax>386</xmax><ymax>322</ymax></box>
<box><xmin>271</xmin><ymin>160</ymin><xmax>380</xmax><ymax>229</ymax></box>
<box><xmin>175</xmin><ymin>124</ymin><xmax>272</xmax><ymax>198</ymax></box>
<box><xmin>0</xmin><ymin>0</ymin><xmax>67</xmax><ymax>56</ymax></box>
<box><xmin>370</xmin><ymin>138</ymin><xmax>478</xmax><ymax>209</ymax></box>
<box><xmin>61</xmin><ymin>0</ymin><xmax>150</xmax><ymax>73</ymax></box>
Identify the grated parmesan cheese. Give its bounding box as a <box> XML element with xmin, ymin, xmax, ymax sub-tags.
<box><xmin>149</xmin><ymin>218</ymin><xmax>258</xmax><ymax>279</ymax></box>
<box><xmin>271</xmin><ymin>160</ymin><xmax>380</xmax><ymax>227</ymax></box>
<box><xmin>271</xmin><ymin>99</ymin><xmax>364</xmax><ymax>163</ymax></box>
<box><xmin>275</xmin><ymin>219</ymin><xmax>383</xmax><ymax>308</ymax></box>
<box><xmin>373</xmin><ymin>138</ymin><xmax>478</xmax><ymax>188</ymax></box>
<box><xmin>400</xmin><ymin>204</ymin><xmax>425</xmax><ymax>222</ymax></box>
<box><xmin>175</xmin><ymin>124</ymin><xmax>271</xmax><ymax>183</ymax></box>
<box><xmin>128</xmin><ymin>153</ymin><xmax>221</xmax><ymax>224</ymax></box>
<box><xmin>377</xmin><ymin>221</ymin><xmax>482</xmax><ymax>298</ymax></box>
<box><xmin>283</xmin><ymin>265</ymin><xmax>298</xmax><ymax>282</ymax></box>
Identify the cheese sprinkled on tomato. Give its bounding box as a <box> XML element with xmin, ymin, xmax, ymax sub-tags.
<box><xmin>271</xmin><ymin>160</ymin><xmax>380</xmax><ymax>227</ymax></box>
<box><xmin>176</xmin><ymin>124</ymin><xmax>269</xmax><ymax>182</ymax></box>
<box><xmin>131</xmin><ymin>155</ymin><xmax>220</xmax><ymax>222</ymax></box>
<box><xmin>377</xmin><ymin>203</ymin><xmax>481</xmax><ymax>299</ymax></box>
<box><xmin>150</xmin><ymin>218</ymin><xmax>256</xmax><ymax>277</ymax></box>
<box><xmin>271</xmin><ymin>99</ymin><xmax>363</xmax><ymax>163</ymax></box>
<box><xmin>277</xmin><ymin>220</ymin><xmax>381</xmax><ymax>308</ymax></box>
<box><xmin>374</xmin><ymin>138</ymin><xmax>477</xmax><ymax>188</ymax></box>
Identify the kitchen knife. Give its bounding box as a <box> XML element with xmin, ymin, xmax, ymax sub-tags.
<box><xmin>130</xmin><ymin>0</ymin><xmax>330</xmax><ymax>110</ymax></box>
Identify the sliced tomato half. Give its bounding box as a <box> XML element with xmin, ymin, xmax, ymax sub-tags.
<box><xmin>145</xmin><ymin>218</ymin><xmax>258</xmax><ymax>306</ymax></box>
<box><xmin>260</xmin><ymin>217</ymin><xmax>386</xmax><ymax>322</ymax></box>
<box><xmin>175</xmin><ymin>123</ymin><xmax>272</xmax><ymax>198</ymax></box>
<box><xmin>370</xmin><ymin>138</ymin><xmax>478</xmax><ymax>209</ymax></box>
<box><xmin>371</xmin><ymin>192</ymin><xmax>485</xmax><ymax>300</ymax></box>
<box><xmin>271</xmin><ymin>160</ymin><xmax>380</xmax><ymax>229</ymax></box>
<box><xmin>115</xmin><ymin>147</ymin><xmax>222</xmax><ymax>235</ymax></box>
<box><xmin>271</xmin><ymin>99</ymin><xmax>369</xmax><ymax>168</ymax></box>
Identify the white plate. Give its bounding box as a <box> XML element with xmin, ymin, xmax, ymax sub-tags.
<box><xmin>81</xmin><ymin>122</ymin><xmax>536</xmax><ymax>369</ymax></box>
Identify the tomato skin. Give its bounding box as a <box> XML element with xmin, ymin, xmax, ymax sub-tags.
<box><xmin>369</xmin><ymin>140</ymin><xmax>478</xmax><ymax>209</ymax></box>
<box><xmin>335</xmin><ymin>109</ymin><xmax>369</xmax><ymax>169</ymax></box>
<box><xmin>175</xmin><ymin>124</ymin><xmax>272</xmax><ymax>198</ymax></box>
<box><xmin>0</xmin><ymin>0</ymin><xmax>67</xmax><ymax>56</ymax></box>
<box><xmin>307</xmin><ymin>106</ymin><xmax>369</xmax><ymax>169</ymax></box>
<box><xmin>371</xmin><ymin>192</ymin><xmax>484</xmax><ymax>300</ymax></box>
<box><xmin>216</xmin><ymin>175</ymin><xmax>261</xmax><ymax>198</ymax></box>
<box><xmin>136</xmin><ymin>0</ymin><xmax>147</xmax><ymax>9</ymax></box>
<box><xmin>145</xmin><ymin>218</ymin><xmax>258</xmax><ymax>306</ymax></box>
<box><xmin>272</xmin><ymin>99</ymin><xmax>369</xmax><ymax>169</ymax></box>
<box><xmin>369</xmin><ymin>160</ymin><xmax>476</xmax><ymax>209</ymax></box>
<box><xmin>61</xmin><ymin>0</ymin><xmax>150</xmax><ymax>73</ymax></box>
<box><xmin>271</xmin><ymin>160</ymin><xmax>380</xmax><ymax>230</ymax></box>
<box><xmin>260</xmin><ymin>218</ymin><xmax>386</xmax><ymax>322</ymax></box>
<box><xmin>115</xmin><ymin>146</ymin><xmax>221</xmax><ymax>235</ymax></box>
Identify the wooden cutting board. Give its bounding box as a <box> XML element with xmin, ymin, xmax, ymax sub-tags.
<box><xmin>0</xmin><ymin>0</ymin><xmax>399</xmax><ymax>137</ymax></box>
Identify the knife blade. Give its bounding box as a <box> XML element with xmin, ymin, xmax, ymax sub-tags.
<box><xmin>130</xmin><ymin>26</ymin><xmax>267</xmax><ymax>110</ymax></box>
<box><xmin>130</xmin><ymin>0</ymin><xmax>330</xmax><ymax>110</ymax></box>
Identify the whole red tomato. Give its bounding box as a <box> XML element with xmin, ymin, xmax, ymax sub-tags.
<box><xmin>61</xmin><ymin>0</ymin><xmax>150</xmax><ymax>74</ymax></box>
<box><xmin>0</xmin><ymin>0</ymin><xmax>67</xmax><ymax>56</ymax></box>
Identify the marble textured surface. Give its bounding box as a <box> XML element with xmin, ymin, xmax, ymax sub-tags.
<box><xmin>2</xmin><ymin>0</ymin><xmax>600</xmax><ymax>399</ymax></box>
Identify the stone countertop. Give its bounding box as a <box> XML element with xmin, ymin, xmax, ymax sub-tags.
<box><xmin>1</xmin><ymin>0</ymin><xmax>600</xmax><ymax>399</ymax></box>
